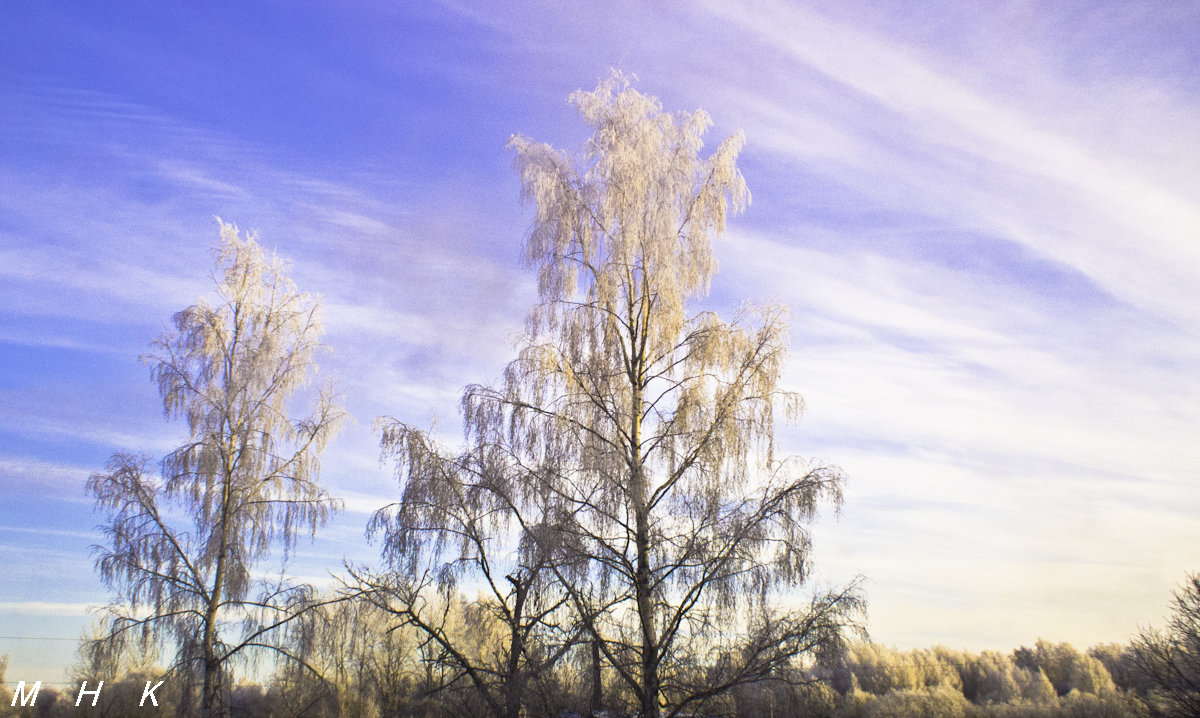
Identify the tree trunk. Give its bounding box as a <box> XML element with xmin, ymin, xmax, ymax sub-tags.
<box><xmin>503</xmin><ymin>574</ymin><xmax>529</xmax><ymax>718</ymax></box>
<box><xmin>631</xmin><ymin>362</ymin><xmax>660</xmax><ymax>718</ymax></box>
<box><xmin>202</xmin><ymin>465</ymin><xmax>234</xmax><ymax>718</ymax></box>
<box><xmin>589</xmin><ymin>637</ymin><xmax>603</xmax><ymax>716</ymax></box>
<box><xmin>199</xmin><ymin>645</ymin><xmax>227</xmax><ymax>718</ymax></box>
<box><xmin>636</xmin><ymin>513</ymin><xmax>659</xmax><ymax>718</ymax></box>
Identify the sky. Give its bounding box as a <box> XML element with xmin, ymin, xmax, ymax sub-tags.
<box><xmin>2</xmin><ymin>0</ymin><xmax>1199</xmax><ymax>683</ymax></box>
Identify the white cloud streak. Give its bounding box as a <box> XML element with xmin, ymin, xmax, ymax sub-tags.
<box><xmin>701</xmin><ymin>0</ymin><xmax>1200</xmax><ymax>327</ymax></box>
<box><xmin>0</xmin><ymin>602</ymin><xmax>94</xmax><ymax>618</ymax></box>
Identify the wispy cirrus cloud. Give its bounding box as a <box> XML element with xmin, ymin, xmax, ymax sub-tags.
<box><xmin>0</xmin><ymin>602</ymin><xmax>94</xmax><ymax>618</ymax></box>
<box><xmin>695</xmin><ymin>0</ymin><xmax>1200</xmax><ymax>328</ymax></box>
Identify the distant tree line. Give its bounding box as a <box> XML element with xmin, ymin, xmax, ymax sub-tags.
<box><xmin>7</xmin><ymin>618</ymin><xmax>1200</xmax><ymax>717</ymax></box>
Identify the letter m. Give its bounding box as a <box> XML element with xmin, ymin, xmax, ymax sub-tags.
<box><xmin>11</xmin><ymin>680</ymin><xmax>41</xmax><ymax>706</ymax></box>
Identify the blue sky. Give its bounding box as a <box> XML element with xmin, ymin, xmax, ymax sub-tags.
<box><xmin>3</xmin><ymin>0</ymin><xmax>1199</xmax><ymax>682</ymax></box>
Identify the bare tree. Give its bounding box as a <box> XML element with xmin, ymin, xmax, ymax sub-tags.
<box><xmin>460</xmin><ymin>71</ymin><xmax>862</xmax><ymax>718</ymax></box>
<box><xmin>88</xmin><ymin>221</ymin><xmax>345</xmax><ymax>718</ymax></box>
<box><xmin>354</xmin><ymin>420</ymin><xmax>579</xmax><ymax>718</ymax></box>
<box><xmin>1130</xmin><ymin>573</ymin><xmax>1200</xmax><ymax>718</ymax></box>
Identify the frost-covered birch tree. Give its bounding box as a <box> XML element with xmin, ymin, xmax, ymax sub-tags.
<box><xmin>462</xmin><ymin>72</ymin><xmax>862</xmax><ymax>718</ymax></box>
<box><xmin>88</xmin><ymin>221</ymin><xmax>345</xmax><ymax>718</ymax></box>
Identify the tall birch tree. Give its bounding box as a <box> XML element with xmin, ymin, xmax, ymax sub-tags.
<box><xmin>466</xmin><ymin>72</ymin><xmax>862</xmax><ymax>718</ymax></box>
<box><xmin>88</xmin><ymin>221</ymin><xmax>345</xmax><ymax>718</ymax></box>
